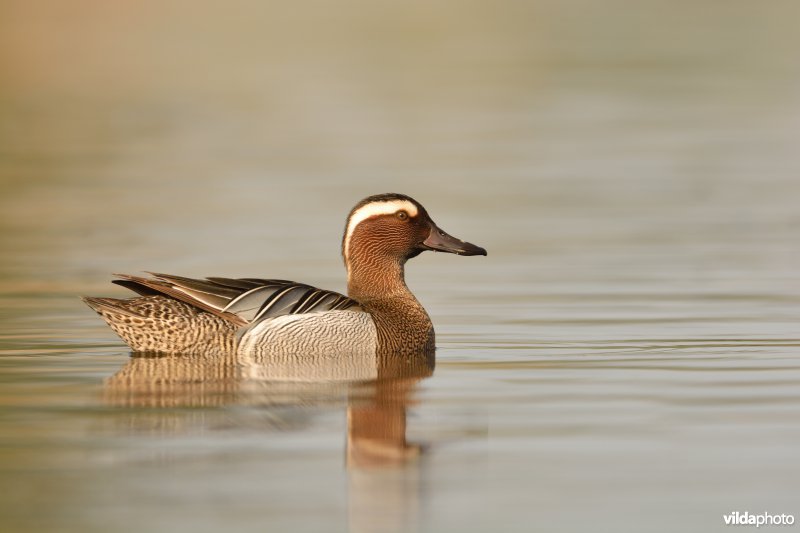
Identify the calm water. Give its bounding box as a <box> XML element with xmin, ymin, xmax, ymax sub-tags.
<box><xmin>1</xmin><ymin>2</ymin><xmax>800</xmax><ymax>532</ymax></box>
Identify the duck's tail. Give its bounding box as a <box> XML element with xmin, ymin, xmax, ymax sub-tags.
<box><xmin>82</xmin><ymin>295</ymin><xmax>237</xmax><ymax>355</ymax></box>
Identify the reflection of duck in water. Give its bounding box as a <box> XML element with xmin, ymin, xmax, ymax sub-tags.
<box><xmin>104</xmin><ymin>346</ymin><xmax>434</xmax><ymax>469</ymax></box>
<box><xmin>83</xmin><ymin>193</ymin><xmax>485</xmax><ymax>358</ymax></box>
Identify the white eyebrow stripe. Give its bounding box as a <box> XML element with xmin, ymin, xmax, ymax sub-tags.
<box><xmin>344</xmin><ymin>200</ymin><xmax>419</xmax><ymax>259</ymax></box>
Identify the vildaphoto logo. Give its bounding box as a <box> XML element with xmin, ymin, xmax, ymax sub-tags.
<box><xmin>723</xmin><ymin>511</ymin><xmax>795</xmax><ymax>528</ymax></box>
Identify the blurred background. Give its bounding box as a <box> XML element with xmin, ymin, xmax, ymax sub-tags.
<box><xmin>1</xmin><ymin>1</ymin><xmax>799</xmax><ymax>532</ymax></box>
<box><xmin>2</xmin><ymin>0</ymin><xmax>798</xmax><ymax>290</ymax></box>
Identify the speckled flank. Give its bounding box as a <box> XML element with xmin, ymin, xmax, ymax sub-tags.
<box><xmin>83</xmin><ymin>295</ymin><xmax>237</xmax><ymax>356</ymax></box>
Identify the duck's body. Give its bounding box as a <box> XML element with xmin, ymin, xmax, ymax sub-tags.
<box><xmin>84</xmin><ymin>193</ymin><xmax>486</xmax><ymax>357</ymax></box>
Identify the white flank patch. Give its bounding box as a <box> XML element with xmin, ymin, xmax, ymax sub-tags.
<box><xmin>343</xmin><ymin>199</ymin><xmax>419</xmax><ymax>259</ymax></box>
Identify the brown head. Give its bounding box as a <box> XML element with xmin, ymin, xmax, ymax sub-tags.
<box><xmin>342</xmin><ymin>193</ymin><xmax>486</xmax><ymax>300</ymax></box>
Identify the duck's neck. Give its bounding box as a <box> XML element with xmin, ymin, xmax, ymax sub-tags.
<box><xmin>346</xmin><ymin>255</ymin><xmax>434</xmax><ymax>355</ymax></box>
<box><xmin>347</xmin><ymin>255</ymin><xmax>412</xmax><ymax>302</ymax></box>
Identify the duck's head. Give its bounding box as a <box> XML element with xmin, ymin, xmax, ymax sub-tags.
<box><xmin>342</xmin><ymin>193</ymin><xmax>487</xmax><ymax>269</ymax></box>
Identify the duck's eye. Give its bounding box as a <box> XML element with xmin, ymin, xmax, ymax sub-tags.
<box><xmin>396</xmin><ymin>210</ymin><xmax>409</xmax><ymax>221</ymax></box>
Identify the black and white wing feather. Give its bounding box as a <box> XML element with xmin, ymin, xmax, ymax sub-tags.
<box><xmin>113</xmin><ymin>273</ymin><xmax>360</xmax><ymax>327</ymax></box>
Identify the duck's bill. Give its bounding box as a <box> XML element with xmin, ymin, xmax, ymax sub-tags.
<box><xmin>421</xmin><ymin>225</ymin><xmax>487</xmax><ymax>256</ymax></box>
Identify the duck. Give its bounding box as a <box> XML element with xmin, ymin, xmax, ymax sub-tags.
<box><xmin>83</xmin><ymin>193</ymin><xmax>487</xmax><ymax>358</ymax></box>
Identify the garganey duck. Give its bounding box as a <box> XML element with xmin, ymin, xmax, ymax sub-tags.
<box><xmin>83</xmin><ymin>193</ymin><xmax>486</xmax><ymax>357</ymax></box>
